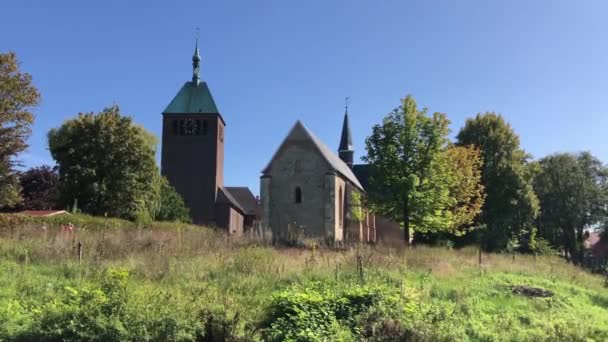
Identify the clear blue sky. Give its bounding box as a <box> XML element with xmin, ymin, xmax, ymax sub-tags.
<box><xmin>3</xmin><ymin>0</ymin><xmax>608</xmax><ymax>195</ymax></box>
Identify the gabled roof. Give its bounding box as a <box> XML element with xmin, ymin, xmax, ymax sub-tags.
<box><xmin>262</xmin><ymin>121</ymin><xmax>364</xmax><ymax>191</ymax></box>
<box><xmin>352</xmin><ymin>164</ymin><xmax>371</xmax><ymax>189</ymax></box>
<box><xmin>224</xmin><ymin>187</ymin><xmax>258</xmax><ymax>216</ymax></box>
<box><xmin>216</xmin><ymin>187</ymin><xmax>246</xmax><ymax>215</ymax></box>
<box><xmin>163</xmin><ymin>81</ymin><xmax>220</xmax><ymax>116</ymax></box>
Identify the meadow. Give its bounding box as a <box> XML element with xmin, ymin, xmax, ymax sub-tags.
<box><xmin>0</xmin><ymin>214</ymin><xmax>607</xmax><ymax>341</ymax></box>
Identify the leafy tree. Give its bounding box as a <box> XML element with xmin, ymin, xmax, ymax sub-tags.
<box><xmin>444</xmin><ymin>145</ymin><xmax>485</xmax><ymax>234</ymax></box>
<box><xmin>156</xmin><ymin>176</ymin><xmax>191</xmax><ymax>223</ymax></box>
<box><xmin>0</xmin><ymin>52</ymin><xmax>41</xmax><ymax>208</ymax></box>
<box><xmin>363</xmin><ymin>94</ymin><xmax>453</xmax><ymax>245</ymax></box>
<box><xmin>348</xmin><ymin>190</ymin><xmax>366</xmax><ymax>242</ymax></box>
<box><xmin>48</xmin><ymin>106</ymin><xmax>161</xmax><ymax>222</ymax></box>
<box><xmin>456</xmin><ymin>113</ymin><xmax>539</xmax><ymax>251</ymax></box>
<box><xmin>533</xmin><ymin>152</ymin><xmax>608</xmax><ymax>264</ymax></box>
<box><xmin>18</xmin><ymin>165</ymin><xmax>60</xmax><ymax>210</ymax></box>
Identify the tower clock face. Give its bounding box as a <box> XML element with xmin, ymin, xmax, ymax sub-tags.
<box><xmin>180</xmin><ymin>119</ymin><xmax>201</xmax><ymax>136</ymax></box>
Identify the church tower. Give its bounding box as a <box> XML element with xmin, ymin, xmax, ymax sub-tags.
<box><xmin>161</xmin><ymin>40</ymin><xmax>225</xmax><ymax>225</ymax></box>
<box><xmin>338</xmin><ymin>105</ymin><xmax>354</xmax><ymax>168</ymax></box>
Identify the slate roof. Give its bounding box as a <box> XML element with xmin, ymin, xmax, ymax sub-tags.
<box><xmin>224</xmin><ymin>187</ymin><xmax>258</xmax><ymax>216</ymax></box>
<box><xmin>217</xmin><ymin>187</ymin><xmax>245</xmax><ymax>215</ymax></box>
<box><xmin>263</xmin><ymin>121</ymin><xmax>364</xmax><ymax>191</ymax></box>
<box><xmin>352</xmin><ymin>164</ymin><xmax>371</xmax><ymax>189</ymax></box>
<box><xmin>163</xmin><ymin>81</ymin><xmax>220</xmax><ymax>115</ymax></box>
<box><xmin>338</xmin><ymin>110</ymin><xmax>353</xmax><ymax>152</ymax></box>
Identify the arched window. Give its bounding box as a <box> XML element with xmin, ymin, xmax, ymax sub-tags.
<box><xmin>295</xmin><ymin>187</ymin><xmax>302</xmax><ymax>203</ymax></box>
<box><xmin>338</xmin><ymin>187</ymin><xmax>344</xmax><ymax>227</ymax></box>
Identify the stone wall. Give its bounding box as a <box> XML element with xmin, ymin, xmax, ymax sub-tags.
<box><xmin>261</xmin><ymin>135</ymin><xmax>334</xmax><ymax>241</ymax></box>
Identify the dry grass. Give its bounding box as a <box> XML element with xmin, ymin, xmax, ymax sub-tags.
<box><xmin>1</xmin><ymin>216</ymin><xmax>603</xmax><ymax>292</ymax></box>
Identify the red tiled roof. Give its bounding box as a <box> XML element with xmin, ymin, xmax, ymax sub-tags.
<box><xmin>585</xmin><ymin>231</ymin><xmax>608</xmax><ymax>257</ymax></box>
<box><xmin>19</xmin><ymin>210</ymin><xmax>69</xmax><ymax>217</ymax></box>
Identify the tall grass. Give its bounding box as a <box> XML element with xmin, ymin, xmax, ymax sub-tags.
<box><xmin>0</xmin><ymin>213</ymin><xmax>607</xmax><ymax>341</ymax></box>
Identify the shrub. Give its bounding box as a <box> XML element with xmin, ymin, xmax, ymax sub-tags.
<box><xmin>156</xmin><ymin>177</ymin><xmax>191</xmax><ymax>223</ymax></box>
<box><xmin>260</xmin><ymin>282</ymin><xmax>412</xmax><ymax>341</ymax></box>
<box><xmin>535</xmin><ymin>237</ymin><xmax>557</xmax><ymax>256</ymax></box>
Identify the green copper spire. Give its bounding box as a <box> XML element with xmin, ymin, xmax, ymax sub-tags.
<box><xmin>162</xmin><ymin>39</ymin><xmax>221</xmax><ymax>118</ymax></box>
<box><xmin>192</xmin><ymin>38</ymin><xmax>201</xmax><ymax>86</ymax></box>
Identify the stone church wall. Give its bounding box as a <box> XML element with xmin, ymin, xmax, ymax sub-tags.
<box><xmin>262</xmin><ymin>140</ymin><xmax>333</xmax><ymax>240</ymax></box>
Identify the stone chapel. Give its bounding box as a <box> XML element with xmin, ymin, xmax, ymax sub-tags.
<box><xmin>260</xmin><ymin>110</ymin><xmax>403</xmax><ymax>243</ymax></box>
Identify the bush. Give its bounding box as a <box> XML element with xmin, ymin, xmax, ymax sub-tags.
<box><xmin>535</xmin><ymin>237</ymin><xmax>557</xmax><ymax>256</ymax></box>
<box><xmin>156</xmin><ymin>177</ymin><xmax>191</xmax><ymax>223</ymax></box>
<box><xmin>260</xmin><ymin>282</ymin><xmax>412</xmax><ymax>341</ymax></box>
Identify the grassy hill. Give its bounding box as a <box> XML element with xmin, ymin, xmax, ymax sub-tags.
<box><xmin>0</xmin><ymin>214</ymin><xmax>607</xmax><ymax>341</ymax></box>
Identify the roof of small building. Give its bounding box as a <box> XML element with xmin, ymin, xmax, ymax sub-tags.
<box><xmin>216</xmin><ymin>187</ymin><xmax>245</xmax><ymax>215</ymax></box>
<box><xmin>262</xmin><ymin>121</ymin><xmax>364</xmax><ymax>191</ymax></box>
<box><xmin>224</xmin><ymin>187</ymin><xmax>258</xmax><ymax>216</ymax></box>
<box><xmin>19</xmin><ymin>210</ymin><xmax>69</xmax><ymax>217</ymax></box>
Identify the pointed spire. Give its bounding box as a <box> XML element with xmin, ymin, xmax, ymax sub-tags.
<box><xmin>192</xmin><ymin>34</ymin><xmax>201</xmax><ymax>86</ymax></box>
<box><xmin>339</xmin><ymin>100</ymin><xmax>353</xmax><ymax>152</ymax></box>
<box><xmin>339</xmin><ymin>98</ymin><xmax>354</xmax><ymax>168</ymax></box>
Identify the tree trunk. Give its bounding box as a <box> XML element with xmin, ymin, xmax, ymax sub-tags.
<box><xmin>403</xmin><ymin>197</ymin><xmax>410</xmax><ymax>247</ymax></box>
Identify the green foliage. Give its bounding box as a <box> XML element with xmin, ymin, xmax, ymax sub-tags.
<box><xmin>348</xmin><ymin>190</ymin><xmax>365</xmax><ymax>223</ymax></box>
<box><xmin>156</xmin><ymin>176</ymin><xmax>191</xmax><ymax>223</ymax></box>
<box><xmin>0</xmin><ymin>161</ymin><xmax>21</xmax><ymax>209</ymax></box>
<box><xmin>364</xmin><ymin>94</ymin><xmax>454</xmax><ymax>244</ymax></box>
<box><xmin>444</xmin><ymin>145</ymin><xmax>486</xmax><ymax>235</ymax></box>
<box><xmin>0</xmin><ymin>52</ymin><xmax>41</xmax><ymax>209</ymax></box>
<box><xmin>534</xmin><ymin>152</ymin><xmax>608</xmax><ymax>263</ymax></box>
<box><xmin>534</xmin><ymin>237</ymin><xmax>557</xmax><ymax>256</ymax></box>
<box><xmin>456</xmin><ymin>112</ymin><xmax>539</xmax><ymax>251</ymax></box>
<box><xmin>260</xmin><ymin>282</ymin><xmax>411</xmax><ymax>341</ymax></box>
<box><xmin>48</xmin><ymin>105</ymin><xmax>162</xmax><ymax>222</ymax></box>
<box><xmin>16</xmin><ymin>165</ymin><xmax>60</xmax><ymax>210</ymax></box>
<box><xmin>0</xmin><ymin>219</ymin><xmax>607</xmax><ymax>341</ymax></box>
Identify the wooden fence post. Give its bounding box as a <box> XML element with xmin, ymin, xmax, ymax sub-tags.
<box><xmin>77</xmin><ymin>241</ymin><xmax>83</xmax><ymax>264</ymax></box>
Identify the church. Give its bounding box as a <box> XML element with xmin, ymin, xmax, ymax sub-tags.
<box><xmin>160</xmin><ymin>41</ymin><xmax>257</xmax><ymax>235</ymax></box>
<box><xmin>259</xmin><ymin>113</ymin><xmax>402</xmax><ymax>243</ymax></box>
<box><xmin>161</xmin><ymin>42</ymin><xmax>401</xmax><ymax>243</ymax></box>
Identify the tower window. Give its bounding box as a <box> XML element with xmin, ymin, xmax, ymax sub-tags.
<box><xmin>172</xmin><ymin>120</ymin><xmax>178</xmax><ymax>135</ymax></box>
<box><xmin>202</xmin><ymin>120</ymin><xmax>208</xmax><ymax>136</ymax></box>
<box><xmin>295</xmin><ymin>187</ymin><xmax>302</xmax><ymax>203</ymax></box>
<box><xmin>194</xmin><ymin>119</ymin><xmax>201</xmax><ymax>135</ymax></box>
<box><xmin>179</xmin><ymin>120</ymin><xmax>185</xmax><ymax>135</ymax></box>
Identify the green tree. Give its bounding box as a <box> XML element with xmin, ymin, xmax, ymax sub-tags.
<box><xmin>48</xmin><ymin>106</ymin><xmax>161</xmax><ymax>222</ymax></box>
<box><xmin>156</xmin><ymin>176</ymin><xmax>191</xmax><ymax>223</ymax></box>
<box><xmin>363</xmin><ymin>94</ymin><xmax>453</xmax><ymax>245</ymax></box>
<box><xmin>445</xmin><ymin>145</ymin><xmax>486</xmax><ymax>234</ymax></box>
<box><xmin>533</xmin><ymin>152</ymin><xmax>608</xmax><ymax>264</ymax></box>
<box><xmin>0</xmin><ymin>52</ymin><xmax>41</xmax><ymax>208</ymax></box>
<box><xmin>456</xmin><ymin>113</ymin><xmax>539</xmax><ymax>251</ymax></box>
<box><xmin>348</xmin><ymin>190</ymin><xmax>366</xmax><ymax>242</ymax></box>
